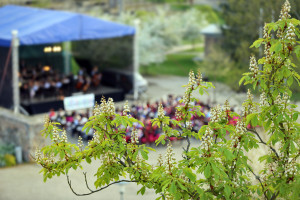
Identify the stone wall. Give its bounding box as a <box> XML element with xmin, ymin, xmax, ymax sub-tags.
<box><xmin>0</xmin><ymin>108</ymin><xmax>45</xmax><ymax>162</ymax></box>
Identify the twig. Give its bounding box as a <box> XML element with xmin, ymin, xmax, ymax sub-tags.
<box><xmin>83</xmin><ymin>172</ymin><xmax>93</xmax><ymax>192</ymax></box>
<box><xmin>247</xmin><ymin>128</ymin><xmax>280</xmax><ymax>159</ymax></box>
<box><xmin>66</xmin><ymin>173</ymin><xmax>137</xmax><ymax>196</ymax></box>
<box><xmin>247</xmin><ymin>166</ymin><xmax>269</xmax><ymax>200</ymax></box>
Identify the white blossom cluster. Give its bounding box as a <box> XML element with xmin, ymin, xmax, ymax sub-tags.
<box><xmin>158</xmin><ymin>103</ymin><xmax>165</xmax><ymax>119</ymax></box>
<box><xmin>165</xmin><ymin>143</ymin><xmax>176</xmax><ymax>174</ymax></box>
<box><xmin>242</xmin><ymin>90</ymin><xmax>256</xmax><ymax>116</ymax></box>
<box><xmin>44</xmin><ymin>115</ymin><xmax>50</xmax><ymax>126</ymax></box>
<box><xmin>131</xmin><ymin>129</ymin><xmax>139</xmax><ymax>144</ymax></box>
<box><xmin>279</xmin><ymin>0</ymin><xmax>291</xmax><ymax>21</ymax></box>
<box><xmin>95</xmin><ymin>96</ymin><xmax>116</xmax><ymax>116</ymax></box>
<box><xmin>78</xmin><ymin>136</ymin><xmax>84</xmax><ymax>150</ymax></box>
<box><xmin>35</xmin><ymin>147</ymin><xmax>43</xmax><ymax>163</ymax></box>
<box><xmin>88</xmin><ymin>133</ymin><xmax>101</xmax><ymax>147</ymax></box>
<box><xmin>35</xmin><ymin>148</ymin><xmax>56</xmax><ymax>164</ymax></box>
<box><xmin>186</xmin><ymin>120</ymin><xmax>192</xmax><ymax>129</ymax></box>
<box><xmin>188</xmin><ymin>70</ymin><xmax>196</xmax><ymax>86</ymax></box>
<box><xmin>260</xmin><ymin>92</ymin><xmax>268</xmax><ymax>107</ymax></box>
<box><xmin>164</xmin><ymin>191</ymin><xmax>174</xmax><ymax>200</ymax></box>
<box><xmin>179</xmin><ymin>173</ymin><xmax>189</xmax><ymax>182</ymax></box>
<box><xmin>52</xmin><ymin>126</ymin><xmax>60</xmax><ymax>143</ymax></box>
<box><xmin>101</xmin><ymin>151</ymin><xmax>116</xmax><ymax>165</ymax></box>
<box><xmin>175</xmin><ymin>109</ymin><xmax>181</xmax><ymax>120</ymax></box>
<box><xmin>123</xmin><ymin>100</ymin><xmax>130</xmax><ymax>116</ymax></box>
<box><xmin>202</xmin><ymin>127</ymin><xmax>214</xmax><ymax>152</ymax></box>
<box><xmin>61</xmin><ymin>130</ymin><xmax>68</xmax><ymax>143</ymax></box>
<box><xmin>196</xmin><ymin>71</ymin><xmax>203</xmax><ymax>85</ymax></box>
<box><xmin>285</xmin><ymin>162</ymin><xmax>297</xmax><ymax>177</ymax></box>
<box><xmin>182</xmin><ymin>88</ymin><xmax>191</xmax><ymax>105</ymax></box>
<box><xmin>274</xmin><ymin>94</ymin><xmax>285</xmax><ymax>108</ymax></box>
<box><xmin>263</xmin><ymin>23</ymin><xmax>269</xmax><ymax>39</ymax></box>
<box><xmin>261</xmin><ymin>163</ymin><xmax>277</xmax><ymax>181</ymax></box>
<box><xmin>247</xmin><ymin>89</ymin><xmax>253</xmax><ymax>102</ymax></box>
<box><xmin>264</xmin><ymin>43</ymin><xmax>273</xmax><ymax>63</ymax></box>
<box><xmin>210</xmin><ymin>104</ymin><xmax>225</xmax><ymax>123</ymax></box>
<box><xmin>285</xmin><ymin>23</ymin><xmax>296</xmax><ymax>41</ymax></box>
<box><xmin>249</xmin><ymin>56</ymin><xmax>259</xmax><ymax>78</ymax></box>
<box><xmin>223</xmin><ymin>100</ymin><xmax>231</xmax><ymax>112</ymax></box>
<box><xmin>181</xmin><ymin>71</ymin><xmax>197</xmax><ymax>106</ymax></box>
<box><xmin>231</xmin><ymin>120</ymin><xmax>246</xmax><ymax>149</ymax></box>
<box><xmin>157</xmin><ymin>154</ymin><xmax>164</xmax><ymax>166</ymax></box>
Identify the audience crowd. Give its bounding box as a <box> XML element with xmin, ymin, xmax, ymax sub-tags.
<box><xmin>19</xmin><ymin>62</ymin><xmax>102</xmax><ymax>101</ymax></box>
<box><xmin>49</xmin><ymin>95</ymin><xmax>239</xmax><ymax>144</ymax></box>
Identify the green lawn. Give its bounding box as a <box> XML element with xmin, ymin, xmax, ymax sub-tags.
<box><xmin>140</xmin><ymin>53</ymin><xmax>200</xmax><ymax>76</ymax></box>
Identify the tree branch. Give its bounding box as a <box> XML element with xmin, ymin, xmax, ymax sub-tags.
<box><xmin>247</xmin><ymin>166</ymin><xmax>269</xmax><ymax>200</ymax></box>
<box><xmin>66</xmin><ymin>173</ymin><xmax>137</xmax><ymax>196</ymax></box>
<box><xmin>83</xmin><ymin>172</ymin><xmax>93</xmax><ymax>192</ymax></box>
<box><xmin>247</xmin><ymin>128</ymin><xmax>280</xmax><ymax>159</ymax></box>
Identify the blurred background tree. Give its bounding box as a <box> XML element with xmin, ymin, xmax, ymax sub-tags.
<box><xmin>220</xmin><ymin>0</ymin><xmax>300</xmax><ymax>70</ymax></box>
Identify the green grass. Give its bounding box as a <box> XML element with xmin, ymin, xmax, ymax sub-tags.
<box><xmin>140</xmin><ymin>53</ymin><xmax>199</xmax><ymax>76</ymax></box>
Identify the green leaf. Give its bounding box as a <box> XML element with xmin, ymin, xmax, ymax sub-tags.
<box><xmin>183</xmin><ymin>168</ymin><xmax>196</xmax><ymax>182</ymax></box>
<box><xmin>239</xmin><ymin>76</ymin><xmax>246</xmax><ymax>86</ymax></box>
<box><xmin>270</xmin><ymin>41</ymin><xmax>282</xmax><ymax>53</ymax></box>
<box><xmin>204</xmin><ymin>163</ymin><xmax>211</xmax><ymax>178</ymax></box>
<box><xmin>138</xmin><ymin>186</ymin><xmax>146</xmax><ymax>195</ymax></box>
<box><xmin>224</xmin><ymin>185</ymin><xmax>232</xmax><ymax>198</ymax></box>
<box><xmin>292</xmin><ymin>113</ymin><xmax>298</xmax><ymax>121</ymax></box>
<box><xmin>177</xmin><ymin>181</ymin><xmax>187</xmax><ymax>191</ymax></box>
<box><xmin>169</xmin><ymin>181</ymin><xmax>176</xmax><ymax>194</ymax></box>
<box><xmin>223</xmin><ymin>149</ymin><xmax>234</xmax><ymax>161</ymax></box>
<box><xmin>287</xmin><ymin>76</ymin><xmax>293</xmax><ymax>87</ymax></box>
<box><xmin>211</xmin><ymin>162</ymin><xmax>220</xmax><ymax>175</ymax></box>
<box><xmin>140</xmin><ymin>150</ymin><xmax>148</xmax><ymax>160</ymax></box>
<box><xmin>86</xmin><ymin>156</ymin><xmax>91</xmax><ymax>164</ymax></box>
<box><xmin>250</xmin><ymin>38</ymin><xmax>264</xmax><ymax>48</ymax></box>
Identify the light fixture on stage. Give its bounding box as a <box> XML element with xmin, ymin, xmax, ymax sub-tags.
<box><xmin>44</xmin><ymin>46</ymin><xmax>52</xmax><ymax>53</ymax></box>
<box><xmin>43</xmin><ymin>46</ymin><xmax>62</xmax><ymax>53</ymax></box>
<box><xmin>53</xmin><ymin>46</ymin><xmax>62</xmax><ymax>52</ymax></box>
<box><xmin>43</xmin><ymin>66</ymin><xmax>51</xmax><ymax>71</ymax></box>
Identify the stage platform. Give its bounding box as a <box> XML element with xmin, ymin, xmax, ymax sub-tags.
<box><xmin>21</xmin><ymin>86</ymin><xmax>125</xmax><ymax>115</ymax></box>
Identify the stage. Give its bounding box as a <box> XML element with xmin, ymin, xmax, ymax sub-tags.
<box><xmin>21</xmin><ymin>86</ymin><xmax>125</xmax><ymax>115</ymax></box>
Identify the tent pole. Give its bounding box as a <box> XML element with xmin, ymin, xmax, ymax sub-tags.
<box><xmin>12</xmin><ymin>30</ymin><xmax>20</xmax><ymax>114</ymax></box>
<box><xmin>64</xmin><ymin>41</ymin><xmax>71</xmax><ymax>75</ymax></box>
<box><xmin>133</xmin><ymin>19</ymin><xmax>140</xmax><ymax>101</ymax></box>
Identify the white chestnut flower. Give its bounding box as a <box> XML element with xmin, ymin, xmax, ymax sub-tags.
<box><xmin>223</xmin><ymin>100</ymin><xmax>231</xmax><ymax>112</ymax></box>
<box><xmin>210</xmin><ymin>104</ymin><xmax>224</xmax><ymax>123</ymax></box>
<box><xmin>107</xmin><ymin>98</ymin><xmax>115</xmax><ymax>116</ymax></box>
<box><xmin>249</xmin><ymin>56</ymin><xmax>259</xmax><ymax>77</ymax></box>
<box><xmin>158</xmin><ymin>103</ymin><xmax>165</xmax><ymax>119</ymax></box>
<box><xmin>263</xmin><ymin>23</ymin><xmax>269</xmax><ymax>39</ymax></box>
<box><xmin>123</xmin><ymin>100</ymin><xmax>130</xmax><ymax>116</ymax></box>
<box><xmin>165</xmin><ymin>143</ymin><xmax>176</xmax><ymax>174</ymax></box>
<box><xmin>260</xmin><ymin>92</ymin><xmax>268</xmax><ymax>107</ymax></box>
<box><xmin>285</xmin><ymin>23</ymin><xmax>296</xmax><ymax>42</ymax></box>
<box><xmin>188</xmin><ymin>70</ymin><xmax>196</xmax><ymax>86</ymax></box>
<box><xmin>131</xmin><ymin>129</ymin><xmax>139</xmax><ymax>144</ymax></box>
<box><xmin>52</xmin><ymin>126</ymin><xmax>60</xmax><ymax>143</ymax></box>
<box><xmin>279</xmin><ymin>0</ymin><xmax>291</xmax><ymax>21</ymax></box>
<box><xmin>61</xmin><ymin>130</ymin><xmax>68</xmax><ymax>143</ymax></box>
<box><xmin>202</xmin><ymin>127</ymin><xmax>214</xmax><ymax>152</ymax></box>
<box><xmin>78</xmin><ymin>136</ymin><xmax>84</xmax><ymax>150</ymax></box>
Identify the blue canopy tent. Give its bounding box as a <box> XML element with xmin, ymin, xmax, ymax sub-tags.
<box><xmin>0</xmin><ymin>5</ymin><xmax>135</xmax><ymax>47</ymax></box>
<box><xmin>0</xmin><ymin>5</ymin><xmax>137</xmax><ymax>114</ymax></box>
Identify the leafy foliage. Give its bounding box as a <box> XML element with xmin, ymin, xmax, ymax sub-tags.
<box><xmin>36</xmin><ymin>1</ymin><xmax>300</xmax><ymax>199</ymax></box>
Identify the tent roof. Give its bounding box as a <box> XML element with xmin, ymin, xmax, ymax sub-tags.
<box><xmin>0</xmin><ymin>5</ymin><xmax>135</xmax><ymax>47</ymax></box>
<box><xmin>201</xmin><ymin>24</ymin><xmax>221</xmax><ymax>35</ymax></box>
